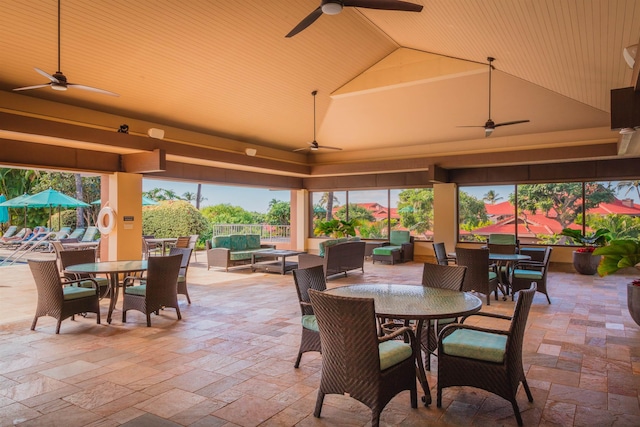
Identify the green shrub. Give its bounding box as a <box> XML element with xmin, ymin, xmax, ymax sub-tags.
<box><xmin>142</xmin><ymin>200</ymin><xmax>209</xmax><ymax>239</ymax></box>
<box><xmin>49</xmin><ymin>209</ymin><xmax>80</xmax><ymax>231</ymax></box>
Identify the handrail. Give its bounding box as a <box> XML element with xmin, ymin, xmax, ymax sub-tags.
<box><xmin>0</xmin><ymin>232</ymin><xmax>56</xmax><ymax>266</ymax></box>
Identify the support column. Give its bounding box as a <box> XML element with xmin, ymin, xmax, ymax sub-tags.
<box><xmin>433</xmin><ymin>183</ymin><xmax>457</xmax><ymax>251</ymax></box>
<box><xmin>100</xmin><ymin>172</ymin><xmax>143</xmax><ymax>261</ymax></box>
<box><xmin>291</xmin><ymin>189</ymin><xmax>308</xmax><ymax>252</ymax></box>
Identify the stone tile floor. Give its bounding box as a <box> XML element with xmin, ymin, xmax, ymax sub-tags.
<box><xmin>0</xmin><ymin>252</ymin><xmax>639</xmax><ymax>426</ymax></box>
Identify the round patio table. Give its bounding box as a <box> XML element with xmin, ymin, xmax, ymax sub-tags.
<box><xmin>325</xmin><ymin>283</ymin><xmax>482</xmax><ymax>405</ymax></box>
<box><xmin>65</xmin><ymin>260</ymin><xmax>147</xmax><ymax>324</ymax></box>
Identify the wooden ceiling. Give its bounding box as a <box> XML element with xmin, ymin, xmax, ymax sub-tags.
<box><xmin>1</xmin><ymin>0</ymin><xmax>639</xmax><ymax>181</ymax></box>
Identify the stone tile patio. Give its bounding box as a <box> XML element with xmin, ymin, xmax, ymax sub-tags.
<box><xmin>0</xmin><ymin>250</ymin><xmax>639</xmax><ymax>426</ymax></box>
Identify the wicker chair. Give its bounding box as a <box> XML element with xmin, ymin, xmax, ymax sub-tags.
<box><xmin>169</xmin><ymin>247</ymin><xmax>193</xmax><ymax>304</ymax></box>
<box><xmin>174</xmin><ymin>236</ymin><xmax>190</xmax><ymax>248</ymax></box>
<box><xmin>188</xmin><ymin>234</ymin><xmax>199</xmax><ymax>262</ymax></box>
<box><xmin>420</xmin><ymin>262</ymin><xmax>467</xmax><ymax>370</ymax></box>
<box><xmin>28</xmin><ymin>259</ymin><xmax>101</xmax><ymax>334</ymax></box>
<box><xmin>455</xmin><ymin>246</ymin><xmax>499</xmax><ymax>305</ymax></box>
<box><xmin>308</xmin><ymin>289</ymin><xmax>418</xmax><ymax>427</ymax></box>
<box><xmin>433</xmin><ymin>242</ymin><xmax>455</xmax><ymax>265</ymax></box>
<box><xmin>292</xmin><ymin>266</ymin><xmax>326</xmax><ymax>368</ymax></box>
<box><xmin>510</xmin><ymin>246</ymin><xmax>553</xmax><ymax>304</ymax></box>
<box><xmin>437</xmin><ymin>284</ymin><xmax>537</xmax><ymax>426</ymax></box>
<box><xmin>59</xmin><ymin>249</ymin><xmax>110</xmax><ymax>298</ymax></box>
<box><xmin>122</xmin><ymin>254</ymin><xmax>182</xmax><ymax>327</ymax></box>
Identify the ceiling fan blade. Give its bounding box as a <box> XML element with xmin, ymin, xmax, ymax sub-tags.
<box><xmin>286</xmin><ymin>7</ymin><xmax>323</xmax><ymax>38</ymax></box>
<box><xmin>494</xmin><ymin>119</ymin><xmax>530</xmax><ymax>127</ymax></box>
<box><xmin>318</xmin><ymin>145</ymin><xmax>342</xmax><ymax>151</ymax></box>
<box><xmin>34</xmin><ymin>67</ymin><xmax>60</xmax><ymax>83</ymax></box>
<box><xmin>344</xmin><ymin>0</ymin><xmax>423</xmax><ymax>12</ymax></box>
<box><xmin>68</xmin><ymin>84</ymin><xmax>120</xmax><ymax>97</ymax></box>
<box><xmin>457</xmin><ymin>125</ymin><xmax>486</xmax><ymax>128</ymax></box>
<box><xmin>293</xmin><ymin>147</ymin><xmax>310</xmax><ymax>152</ymax></box>
<box><xmin>13</xmin><ymin>84</ymin><xmax>51</xmax><ymax>91</ymax></box>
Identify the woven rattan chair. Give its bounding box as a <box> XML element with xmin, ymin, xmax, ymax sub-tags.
<box><xmin>292</xmin><ymin>266</ymin><xmax>326</xmax><ymax>368</ymax></box>
<box><xmin>28</xmin><ymin>259</ymin><xmax>101</xmax><ymax>334</ymax></box>
<box><xmin>437</xmin><ymin>284</ymin><xmax>537</xmax><ymax>426</ymax></box>
<box><xmin>455</xmin><ymin>246</ymin><xmax>499</xmax><ymax>305</ymax></box>
<box><xmin>169</xmin><ymin>247</ymin><xmax>193</xmax><ymax>304</ymax></box>
<box><xmin>433</xmin><ymin>242</ymin><xmax>455</xmax><ymax>265</ymax></box>
<box><xmin>59</xmin><ymin>249</ymin><xmax>110</xmax><ymax>298</ymax></box>
<box><xmin>420</xmin><ymin>262</ymin><xmax>467</xmax><ymax>370</ymax></box>
<box><xmin>308</xmin><ymin>289</ymin><xmax>418</xmax><ymax>427</ymax></box>
<box><xmin>510</xmin><ymin>246</ymin><xmax>553</xmax><ymax>303</ymax></box>
<box><xmin>122</xmin><ymin>254</ymin><xmax>182</xmax><ymax>327</ymax></box>
<box><xmin>174</xmin><ymin>236</ymin><xmax>190</xmax><ymax>248</ymax></box>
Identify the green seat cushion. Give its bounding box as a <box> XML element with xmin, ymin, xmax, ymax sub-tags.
<box><xmin>245</xmin><ymin>234</ymin><xmax>260</xmax><ymax>249</ymax></box>
<box><xmin>390</xmin><ymin>230</ymin><xmax>411</xmax><ymax>246</ymax></box>
<box><xmin>513</xmin><ymin>269</ymin><xmax>543</xmax><ymax>280</ymax></box>
<box><xmin>124</xmin><ymin>285</ymin><xmax>147</xmax><ymax>296</ymax></box>
<box><xmin>301</xmin><ymin>314</ymin><xmax>318</xmax><ymax>332</ymax></box>
<box><xmin>488</xmin><ymin>271</ymin><xmax>498</xmax><ymax>281</ymax></box>
<box><xmin>379</xmin><ymin>340</ymin><xmax>413</xmax><ymax>370</ymax></box>
<box><xmin>442</xmin><ymin>329</ymin><xmax>507</xmax><ymax>363</ymax></box>
<box><xmin>319</xmin><ymin>238</ymin><xmax>346</xmax><ymax>257</ymax></box>
<box><xmin>373</xmin><ymin>246</ymin><xmax>402</xmax><ymax>256</ymax></box>
<box><xmin>78</xmin><ymin>277</ymin><xmax>109</xmax><ymax>288</ymax></box>
<box><xmin>63</xmin><ymin>286</ymin><xmax>96</xmax><ymax>300</ymax></box>
<box><xmin>211</xmin><ymin>235</ymin><xmax>230</xmax><ymax>249</ymax></box>
<box><xmin>489</xmin><ymin>234</ymin><xmax>516</xmax><ymax>245</ymax></box>
<box><xmin>230</xmin><ymin>235</ymin><xmax>247</xmax><ymax>251</ymax></box>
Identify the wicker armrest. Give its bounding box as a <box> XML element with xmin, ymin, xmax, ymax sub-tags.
<box><xmin>300</xmin><ymin>301</ymin><xmax>312</xmax><ymax>308</ymax></box>
<box><xmin>460</xmin><ymin>311</ymin><xmax>512</xmax><ymax>323</ymax></box>
<box><xmin>438</xmin><ymin>322</ymin><xmax>510</xmax><ymax>345</ymax></box>
<box><xmin>62</xmin><ymin>276</ymin><xmax>98</xmax><ymax>288</ymax></box>
<box><xmin>122</xmin><ymin>276</ymin><xmax>145</xmax><ymax>287</ymax></box>
<box><xmin>379</xmin><ymin>325</ymin><xmax>414</xmax><ymax>343</ymax></box>
<box><xmin>513</xmin><ymin>260</ymin><xmax>544</xmax><ymax>269</ymax></box>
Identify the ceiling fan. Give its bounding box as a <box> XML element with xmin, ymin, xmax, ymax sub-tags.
<box><xmin>13</xmin><ymin>0</ymin><xmax>118</xmax><ymax>97</ymax></box>
<box><xmin>285</xmin><ymin>0</ymin><xmax>423</xmax><ymax>38</ymax></box>
<box><xmin>294</xmin><ymin>90</ymin><xmax>342</xmax><ymax>152</ymax></box>
<box><xmin>458</xmin><ymin>57</ymin><xmax>529</xmax><ymax>137</ymax></box>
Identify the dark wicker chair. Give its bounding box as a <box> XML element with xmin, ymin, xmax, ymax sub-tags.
<box><xmin>510</xmin><ymin>246</ymin><xmax>553</xmax><ymax>303</ymax></box>
<box><xmin>420</xmin><ymin>262</ymin><xmax>467</xmax><ymax>370</ymax></box>
<box><xmin>122</xmin><ymin>254</ymin><xmax>182</xmax><ymax>327</ymax></box>
<box><xmin>292</xmin><ymin>266</ymin><xmax>326</xmax><ymax>368</ymax></box>
<box><xmin>433</xmin><ymin>242</ymin><xmax>455</xmax><ymax>265</ymax></box>
<box><xmin>169</xmin><ymin>247</ymin><xmax>193</xmax><ymax>304</ymax></box>
<box><xmin>59</xmin><ymin>248</ymin><xmax>110</xmax><ymax>298</ymax></box>
<box><xmin>308</xmin><ymin>289</ymin><xmax>418</xmax><ymax>427</ymax></box>
<box><xmin>437</xmin><ymin>284</ymin><xmax>537</xmax><ymax>426</ymax></box>
<box><xmin>28</xmin><ymin>259</ymin><xmax>101</xmax><ymax>334</ymax></box>
<box><xmin>455</xmin><ymin>246</ymin><xmax>499</xmax><ymax>305</ymax></box>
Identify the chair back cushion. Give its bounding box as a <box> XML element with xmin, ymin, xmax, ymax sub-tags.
<box><xmin>229</xmin><ymin>234</ymin><xmax>247</xmax><ymax>251</ymax></box>
<box><xmin>211</xmin><ymin>235</ymin><xmax>230</xmax><ymax>249</ymax></box>
<box><xmin>390</xmin><ymin>230</ymin><xmax>411</xmax><ymax>246</ymax></box>
<box><xmin>245</xmin><ymin>234</ymin><xmax>261</xmax><ymax>249</ymax></box>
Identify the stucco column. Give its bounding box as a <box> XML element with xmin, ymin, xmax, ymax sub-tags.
<box><xmin>291</xmin><ymin>189</ymin><xmax>308</xmax><ymax>252</ymax></box>
<box><xmin>99</xmin><ymin>172</ymin><xmax>143</xmax><ymax>261</ymax></box>
<box><xmin>433</xmin><ymin>183</ymin><xmax>457</xmax><ymax>251</ymax></box>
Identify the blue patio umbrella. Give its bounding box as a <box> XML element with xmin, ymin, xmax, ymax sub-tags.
<box><xmin>0</xmin><ymin>195</ymin><xmax>8</xmax><ymax>225</ymax></box>
<box><xmin>0</xmin><ymin>193</ymin><xmax>32</xmax><ymax>227</ymax></box>
<box><xmin>91</xmin><ymin>196</ymin><xmax>158</xmax><ymax>206</ymax></box>
<box><xmin>21</xmin><ymin>188</ymin><xmax>90</xmax><ymax>229</ymax></box>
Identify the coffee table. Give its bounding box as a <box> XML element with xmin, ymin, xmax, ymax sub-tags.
<box><xmin>251</xmin><ymin>249</ymin><xmax>306</xmax><ymax>274</ymax></box>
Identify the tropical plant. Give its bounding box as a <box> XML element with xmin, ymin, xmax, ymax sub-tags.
<box><xmin>483</xmin><ymin>190</ymin><xmax>503</xmax><ymax>204</ymax></box>
<box><xmin>142</xmin><ymin>200</ymin><xmax>209</xmax><ymax>238</ymax></box>
<box><xmin>560</xmin><ymin>227</ymin><xmax>611</xmax><ymax>252</ymax></box>
<box><xmin>593</xmin><ymin>239</ymin><xmax>640</xmax><ymax>276</ymax></box>
<box><xmin>265</xmin><ymin>199</ymin><xmax>290</xmax><ymax>225</ymax></box>
<box><xmin>314</xmin><ymin>218</ymin><xmax>359</xmax><ymax>238</ymax></box>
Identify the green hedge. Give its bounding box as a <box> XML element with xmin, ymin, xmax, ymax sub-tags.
<box><xmin>142</xmin><ymin>200</ymin><xmax>209</xmax><ymax>240</ymax></box>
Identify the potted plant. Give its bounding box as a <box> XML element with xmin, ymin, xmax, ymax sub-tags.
<box><xmin>314</xmin><ymin>218</ymin><xmax>358</xmax><ymax>238</ymax></box>
<box><xmin>594</xmin><ymin>239</ymin><xmax>640</xmax><ymax>326</ymax></box>
<box><xmin>560</xmin><ymin>227</ymin><xmax>610</xmax><ymax>275</ymax></box>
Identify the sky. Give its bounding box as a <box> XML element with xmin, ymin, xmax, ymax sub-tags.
<box><xmin>143</xmin><ymin>179</ymin><xmax>289</xmax><ymax>213</ymax></box>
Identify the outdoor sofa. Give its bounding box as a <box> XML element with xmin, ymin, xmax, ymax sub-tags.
<box><xmin>206</xmin><ymin>234</ymin><xmax>275</xmax><ymax>271</ymax></box>
<box><xmin>298</xmin><ymin>237</ymin><xmax>365</xmax><ymax>278</ymax></box>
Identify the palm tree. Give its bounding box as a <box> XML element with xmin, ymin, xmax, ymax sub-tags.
<box><xmin>319</xmin><ymin>192</ymin><xmax>339</xmax><ymax>221</ymax></box>
<box><xmin>483</xmin><ymin>190</ymin><xmax>503</xmax><ymax>204</ymax></box>
<box><xmin>616</xmin><ymin>180</ymin><xmax>640</xmax><ymax>201</ymax></box>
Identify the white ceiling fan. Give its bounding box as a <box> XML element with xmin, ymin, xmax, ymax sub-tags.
<box><xmin>13</xmin><ymin>0</ymin><xmax>119</xmax><ymax>97</ymax></box>
<box><xmin>293</xmin><ymin>90</ymin><xmax>342</xmax><ymax>152</ymax></box>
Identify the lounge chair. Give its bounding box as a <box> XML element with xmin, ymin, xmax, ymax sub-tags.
<box><xmin>0</xmin><ymin>227</ymin><xmax>29</xmax><ymax>246</ymax></box>
<box><xmin>67</xmin><ymin>227</ymin><xmax>86</xmax><ymax>240</ymax></box>
<box><xmin>1</xmin><ymin>225</ymin><xmax>18</xmax><ymax>240</ymax></box>
<box><xmin>81</xmin><ymin>226</ymin><xmax>99</xmax><ymax>242</ymax></box>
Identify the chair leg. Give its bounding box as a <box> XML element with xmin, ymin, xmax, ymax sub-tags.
<box><xmin>511</xmin><ymin>399</ymin><xmax>524</xmax><ymax>426</ymax></box>
<box><xmin>175</xmin><ymin>306</ymin><xmax>182</xmax><ymax>320</ymax></box>
<box><xmin>31</xmin><ymin>316</ymin><xmax>38</xmax><ymax>331</ymax></box>
<box><xmin>522</xmin><ymin>378</ymin><xmax>534</xmax><ymax>402</ymax></box>
<box><xmin>55</xmin><ymin>319</ymin><xmax>62</xmax><ymax>334</ymax></box>
<box><xmin>436</xmin><ymin>385</ymin><xmax>442</xmax><ymax>407</ymax></box>
<box><xmin>545</xmin><ymin>292</ymin><xmax>551</xmax><ymax>304</ymax></box>
<box><xmin>146</xmin><ymin>314</ymin><xmax>151</xmax><ymax>327</ymax></box>
<box><xmin>314</xmin><ymin>390</ymin><xmax>325</xmax><ymax>417</ymax></box>
<box><xmin>294</xmin><ymin>352</ymin><xmax>303</xmax><ymax>368</ymax></box>
<box><xmin>122</xmin><ymin>310</ymin><xmax>127</xmax><ymax>323</ymax></box>
<box><xmin>184</xmin><ymin>290</ymin><xmax>191</xmax><ymax>304</ymax></box>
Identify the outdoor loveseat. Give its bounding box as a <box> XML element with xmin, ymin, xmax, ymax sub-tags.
<box><xmin>206</xmin><ymin>234</ymin><xmax>275</xmax><ymax>271</ymax></box>
<box><xmin>298</xmin><ymin>238</ymin><xmax>365</xmax><ymax>278</ymax></box>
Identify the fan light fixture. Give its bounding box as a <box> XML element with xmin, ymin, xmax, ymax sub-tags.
<box><xmin>245</xmin><ymin>148</ymin><xmax>257</xmax><ymax>156</ymax></box>
<box><xmin>321</xmin><ymin>1</ymin><xmax>343</xmax><ymax>15</ymax></box>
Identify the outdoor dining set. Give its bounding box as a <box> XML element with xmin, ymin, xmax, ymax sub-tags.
<box><xmin>292</xmin><ymin>233</ymin><xmax>550</xmax><ymax>426</ymax></box>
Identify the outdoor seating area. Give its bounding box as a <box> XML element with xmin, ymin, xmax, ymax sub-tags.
<box><xmin>0</xmin><ymin>254</ymin><xmax>639</xmax><ymax>426</ymax></box>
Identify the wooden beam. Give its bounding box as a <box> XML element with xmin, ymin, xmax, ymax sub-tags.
<box><xmin>122</xmin><ymin>149</ymin><xmax>166</xmax><ymax>173</ymax></box>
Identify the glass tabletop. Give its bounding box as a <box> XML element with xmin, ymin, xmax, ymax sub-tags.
<box><xmin>65</xmin><ymin>260</ymin><xmax>148</xmax><ymax>274</ymax></box>
<box><xmin>325</xmin><ymin>284</ymin><xmax>482</xmax><ymax>320</ymax></box>
<box><xmin>489</xmin><ymin>253</ymin><xmax>531</xmax><ymax>261</ymax></box>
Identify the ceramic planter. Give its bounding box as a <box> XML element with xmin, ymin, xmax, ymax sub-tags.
<box><xmin>628</xmin><ymin>284</ymin><xmax>640</xmax><ymax>327</ymax></box>
<box><xmin>572</xmin><ymin>251</ymin><xmax>600</xmax><ymax>275</ymax></box>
